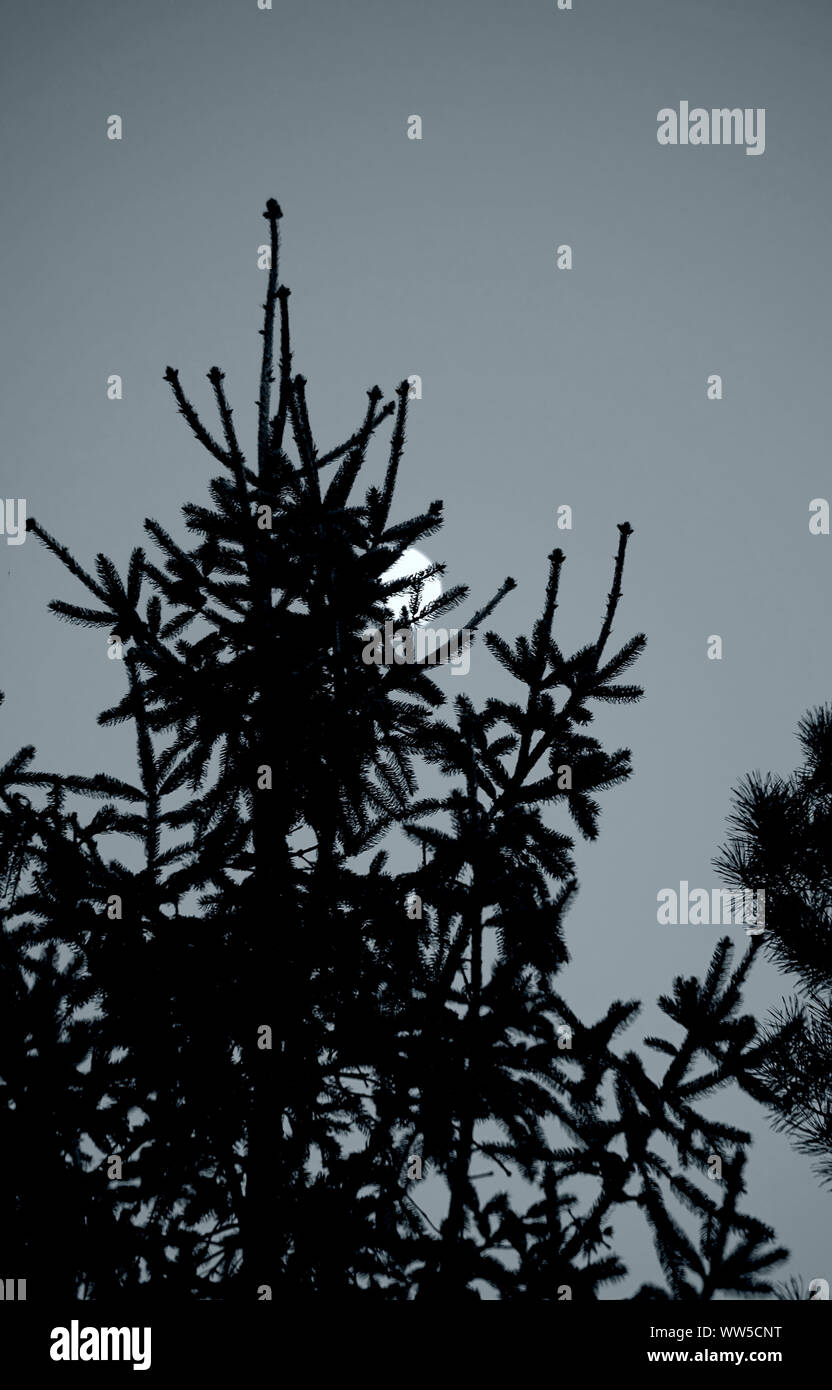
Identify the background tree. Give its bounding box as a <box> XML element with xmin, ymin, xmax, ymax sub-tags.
<box><xmin>716</xmin><ymin>705</ymin><xmax>832</xmax><ymax>1196</ymax></box>
<box><xmin>0</xmin><ymin>200</ymin><xmax>788</xmax><ymax>1300</ymax></box>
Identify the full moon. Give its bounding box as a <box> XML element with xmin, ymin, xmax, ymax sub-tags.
<box><xmin>381</xmin><ymin>547</ymin><xmax>442</xmax><ymax>623</ymax></box>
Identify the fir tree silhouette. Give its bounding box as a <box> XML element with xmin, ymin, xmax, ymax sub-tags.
<box><xmin>0</xmin><ymin>201</ymin><xmax>788</xmax><ymax>1300</ymax></box>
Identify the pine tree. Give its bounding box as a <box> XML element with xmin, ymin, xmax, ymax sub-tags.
<box><xmin>0</xmin><ymin>200</ymin><xmax>788</xmax><ymax>1300</ymax></box>
<box><xmin>715</xmin><ymin>705</ymin><xmax>832</xmax><ymax>1192</ymax></box>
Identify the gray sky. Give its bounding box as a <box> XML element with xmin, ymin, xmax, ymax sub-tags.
<box><xmin>2</xmin><ymin>0</ymin><xmax>830</xmax><ymax>1292</ymax></box>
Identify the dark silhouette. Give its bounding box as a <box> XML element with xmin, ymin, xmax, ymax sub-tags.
<box><xmin>716</xmin><ymin>705</ymin><xmax>832</xmax><ymax>1199</ymax></box>
<box><xmin>0</xmin><ymin>201</ymin><xmax>788</xmax><ymax>1300</ymax></box>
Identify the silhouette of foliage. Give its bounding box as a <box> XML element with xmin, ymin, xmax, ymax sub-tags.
<box><xmin>716</xmin><ymin>706</ymin><xmax>832</xmax><ymax>1193</ymax></box>
<box><xmin>0</xmin><ymin>202</ymin><xmax>787</xmax><ymax>1300</ymax></box>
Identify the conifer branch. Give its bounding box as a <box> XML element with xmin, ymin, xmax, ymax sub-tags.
<box><xmin>596</xmin><ymin>522</ymin><xmax>634</xmax><ymax>660</ymax></box>
<box><xmin>257</xmin><ymin>198</ymin><xmax>282</xmax><ymax>475</ymax></box>
<box><xmin>163</xmin><ymin>366</ymin><xmax>233</xmax><ymax>468</ymax></box>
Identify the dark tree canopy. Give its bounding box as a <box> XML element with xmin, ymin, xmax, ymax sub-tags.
<box><xmin>0</xmin><ymin>200</ymin><xmax>788</xmax><ymax>1301</ymax></box>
